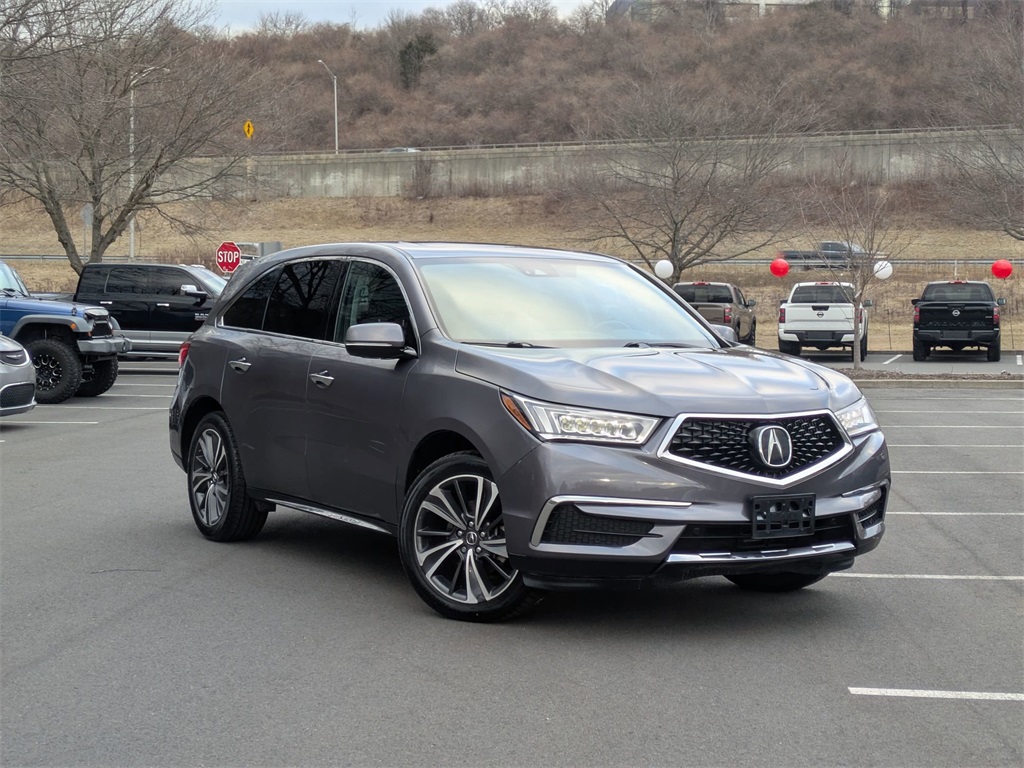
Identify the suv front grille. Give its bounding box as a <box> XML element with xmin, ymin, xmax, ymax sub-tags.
<box><xmin>673</xmin><ymin>512</ymin><xmax>854</xmax><ymax>554</ymax></box>
<box><xmin>540</xmin><ymin>504</ymin><xmax>655</xmax><ymax>548</ymax></box>
<box><xmin>1</xmin><ymin>382</ymin><xmax>35</xmax><ymax>408</ymax></box>
<box><xmin>666</xmin><ymin>414</ymin><xmax>845</xmax><ymax>479</ymax></box>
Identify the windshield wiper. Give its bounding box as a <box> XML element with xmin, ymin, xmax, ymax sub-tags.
<box><xmin>465</xmin><ymin>341</ymin><xmax>551</xmax><ymax>349</ymax></box>
<box><xmin>623</xmin><ymin>341</ymin><xmax>695</xmax><ymax>348</ymax></box>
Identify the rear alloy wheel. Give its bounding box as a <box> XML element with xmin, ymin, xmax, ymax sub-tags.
<box><xmin>987</xmin><ymin>340</ymin><xmax>1001</xmax><ymax>362</ymax></box>
<box><xmin>742</xmin><ymin>321</ymin><xmax>757</xmax><ymax>346</ymax></box>
<box><xmin>26</xmin><ymin>338</ymin><xmax>82</xmax><ymax>404</ymax></box>
<box><xmin>725</xmin><ymin>572</ymin><xmax>827</xmax><ymax>592</ymax></box>
<box><xmin>76</xmin><ymin>358</ymin><xmax>119</xmax><ymax>397</ymax></box>
<box><xmin>187</xmin><ymin>412</ymin><xmax>268</xmax><ymax>542</ymax></box>
<box><xmin>398</xmin><ymin>452</ymin><xmax>541</xmax><ymax>622</ymax></box>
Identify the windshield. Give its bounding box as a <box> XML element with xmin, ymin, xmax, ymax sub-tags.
<box><xmin>188</xmin><ymin>266</ymin><xmax>227</xmax><ymax>295</ymax></box>
<box><xmin>418</xmin><ymin>257</ymin><xmax>719</xmax><ymax>347</ymax></box>
<box><xmin>0</xmin><ymin>262</ymin><xmax>30</xmax><ymax>296</ymax></box>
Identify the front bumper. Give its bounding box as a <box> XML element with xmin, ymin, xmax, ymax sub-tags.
<box><xmin>78</xmin><ymin>335</ymin><xmax>132</xmax><ymax>358</ymax></box>
<box><xmin>499</xmin><ymin>429</ymin><xmax>889</xmax><ymax>590</ymax></box>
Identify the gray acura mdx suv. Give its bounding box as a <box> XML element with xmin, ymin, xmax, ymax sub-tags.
<box><xmin>169</xmin><ymin>243</ymin><xmax>889</xmax><ymax>621</ymax></box>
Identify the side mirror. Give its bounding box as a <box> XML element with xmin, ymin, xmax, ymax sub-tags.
<box><xmin>712</xmin><ymin>324</ymin><xmax>738</xmax><ymax>343</ymax></box>
<box><xmin>181</xmin><ymin>284</ymin><xmax>208</xmax><ymax>300</ymax></box>
<box><xmin>997</xmin><ymin>298</ymin><xmax>1007</xmax><ymax>306</ymax></box>
<box><xmin>911</xmin><ymin>298</ymin><xmax>920</xmax><ymax>306</ymax></box>
<box><xmin>863</xmin><ymin>299</ymin><xmax>873</xmax><ymax>308</ymax></box>
<box><xmin>344</xmin><ymin>322</ymin><xmax>416</xmax><ymax>360</ymax></box>
<box><xmin>746</xmin><ymin>299</ymin><xmax>757</xmax><ymax>308</ymax></box>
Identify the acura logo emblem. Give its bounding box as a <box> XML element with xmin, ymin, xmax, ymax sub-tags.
<box><xmin>750</xmin><ymin>425</ymin><xmax>794</xmax><ymax>468</ymax></box>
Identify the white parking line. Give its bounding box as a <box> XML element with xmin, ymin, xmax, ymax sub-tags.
<box><xmin>881</xmin><ymin>354</ymin><xmax>902</xmax><ymax>365</ymax></box>
<box><xmin>849</xmin><ymin>688</ymin><xmax>1024</xmax><ymax>702</ymax></box>
<box><xmin>36</xmin><ymin>406</ymin><xmax>166</xmax><ymax>411</ymax></box>
<box><xmin>0</xmin><ymin>421</ymin><xmax>99</xmax><ymax>425</ymax></box>
<box><xmin>1017</xmin><ymin>354</ymin><xmax>1022</xmax><ymax>366</ymax></box>
<box><xmin>888</xmin><ymin>444</ymin><xmax>1023</xmax><ymax>448</ymax></box>
<box><xmin>833</xmin><ymin>573</ymin><xmax>1023</xmax><ymax>581</ymax></box>
<box><xmin>95</xmin><ymin>393</ymin><xmax>172</xmax><ymax>398</ymax></box>
<box><xmin>113</xmin><ymin>382</ymin><xmax>176</xmax><ymax>388</ymax></box>
<box><xmin>887</xmin><ymin>511</ymin><xmax>1023</xmax><ymax>516</ymax></box>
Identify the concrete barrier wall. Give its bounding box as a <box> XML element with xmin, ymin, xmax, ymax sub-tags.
<box><xmin>189</xmin><ymin>129</ymin><xmax>1016</xmax><ymax>200</ymax></box>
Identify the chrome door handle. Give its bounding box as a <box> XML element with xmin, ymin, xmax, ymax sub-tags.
<box><xmin>99</xmin><ymin>301</ymin><xmax>113</xmax><ymax>305</ymax></box>
<box><xmin>156</xmin><ymin>302</ymin><xmax>170</xmax><ymax>307</ymax></box>
<box><xmin>309</xmin><ymin>371</ymin><xmax>334</xmax><ymax>388</ymax></box>
<box><xmin>229</xmin><ymin>358</ymin><xmax>251</xmax><ymax>372</ymax></box>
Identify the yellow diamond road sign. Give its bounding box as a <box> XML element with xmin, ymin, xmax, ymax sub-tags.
<box><xmin>243</xmin><ymin>120</ymin><xmax>254</xmax><ymax>139</ymax></box>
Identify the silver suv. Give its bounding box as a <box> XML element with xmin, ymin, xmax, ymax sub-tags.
<box><xmin>169</xmin><ymin>243</ymin><xmax>889</xmax><ymax>621</ymax></box>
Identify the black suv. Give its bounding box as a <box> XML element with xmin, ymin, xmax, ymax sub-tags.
<box><xmin>69</xmin><ymin>263</ymin><xmax>226</xmax><ymax>358</ymax></box>
<box><xmin>170</xmin><ymin>243</ymin><xmax>889</xmax><ymax>622</ymax></box>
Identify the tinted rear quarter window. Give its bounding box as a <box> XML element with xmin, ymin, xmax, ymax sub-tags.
<box><xmin>222</xmin><ymin>268</ymin><xmax>279</xmax><ymax>330</ymax></box>
<box><xmin>263</xmin><ymin>260</ymin><xmax>344</xmax><ymax>339</ymax></box>
<box><xmin>77</xmin><ymin>267</ymin><xmax>107</xmax><ymax>294</ymax></box>
<box><xmin>105</xmin><ymin>267</ymin><xmax>151</xmax><ymax>294</ymax></box>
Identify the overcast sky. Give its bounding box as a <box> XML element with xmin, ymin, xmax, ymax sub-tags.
<box><xmin>215</xmin><ymin>1</ymin><xmax>589</xmax><ymax>31</ymax></box>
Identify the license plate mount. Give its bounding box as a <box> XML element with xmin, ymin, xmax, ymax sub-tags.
<box><xmin>750</xmin><ymin>494</ymin><xmax>816</xmax><ymax>539</ymax></box>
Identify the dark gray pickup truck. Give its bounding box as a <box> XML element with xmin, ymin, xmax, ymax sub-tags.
<box><xmin>912</xmin><ymin>280</ymin><xmax>1006</xmax><ymax>361</ymax></box>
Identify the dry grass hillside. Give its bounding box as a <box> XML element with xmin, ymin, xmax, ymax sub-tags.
<box><xmin>3</xmin><ymin>196</ymin><xmax>1022</xmax><ymax>353</ymax></box>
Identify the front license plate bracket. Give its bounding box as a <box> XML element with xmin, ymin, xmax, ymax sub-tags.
<box><xmin>750</xmin><ymin>494</ymin><xmax>815</xmax><ymax>539</ymax></box>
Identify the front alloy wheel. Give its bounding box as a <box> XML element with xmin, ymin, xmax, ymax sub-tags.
<box><xmin>399</xmin><ymin>452</ymin><xmax>541</xmax><ymax>621</ymax></box>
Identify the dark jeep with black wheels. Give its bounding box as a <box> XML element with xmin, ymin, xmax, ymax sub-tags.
<box><xmin>1</xmin><ymin>260</ymin><xmax>131</xmax><ymax>403</ymax></box>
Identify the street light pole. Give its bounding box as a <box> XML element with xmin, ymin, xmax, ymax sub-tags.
<box><xmin>317</xmin><ymin>59</ymin><xmax>339</xmax><ymax>154</ymax></box>
<box><xmin>129</xmin><ymin>85</ymin><xmax>136</xmax><ymax>260</ymax></box>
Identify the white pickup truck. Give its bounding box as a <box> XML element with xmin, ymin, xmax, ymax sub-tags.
<box><xmin>777</xmin><ymin>281</ymin><xmax>870</xmax><ymax>358</ymax></box>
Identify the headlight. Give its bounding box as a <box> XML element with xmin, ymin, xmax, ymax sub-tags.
<box><xmin>835</xmin><ymin>398</ymin><xmax>879</xmax><ymax>437</ymax></box>
<box><xmin>501</xmin><ymin>392</ymin><xmax>660</xmax><ymax>445</ymax></box>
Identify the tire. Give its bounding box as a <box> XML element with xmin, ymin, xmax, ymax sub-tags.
<box><xmin>76</xmin><ymin>358</ymin><xmax>118</xmax><ymax>397</ymax></box>
<box><xmin>987</xmin><ymin>340</ymin><xmax>1001</xmax><ymax>362</ymax></box>
<box><xmin>742</xmin><ymin>321</ymin><xmax>757</xmax><ymax>346</ymax></box>
<box><xmin>26</xmin><ymin>338</ymin><xmax>83</xmax><ymax>404</ymax></box>
<box><xmin>912</xmin><ymin>339</ymin><xmax>928</xmax><ymax>362</ymax></box>
<box><xmin>187</xmin><ymin>412</ymin><xmax>268</xmax><ymax>542</ymax></box>
<box><xmin>398</xmin><ymin>452</ymin><xmax>542</xmax><ymax>622</ymax></box>
<box><xmin>778</xmin><ymin>340</ymin><xmax>800</xmax><ymax>357</ymax></box>
<box><xmin>725</xmin><ymin>572</ymin><xmax>828</xmax><ymax>593</ymax></box>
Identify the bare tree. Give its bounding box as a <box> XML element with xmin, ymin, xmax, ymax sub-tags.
<box><xmin>793</xmin><ymin>152</ymin><xmax>911</xmax><ymax>369</ymax></box>
<box><xmin>929</xmin><ymin>4</ymin><xmax>1024</xmax><ymax>241</ymax></box>
<box><xmin>0</xmin><ymin>0</ymin><xmax>280</xmax><ymax>272</ymax></box>
<box><xmin>565</xmin><ymin>82</ymin><xmax>817</xmax><ymax>283</ymax></box>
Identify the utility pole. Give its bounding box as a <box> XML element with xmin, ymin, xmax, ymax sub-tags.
<box><xmin>317</xmin><ymin>59</ymin><xmax>339</xmax><ymax>154</ymax></box>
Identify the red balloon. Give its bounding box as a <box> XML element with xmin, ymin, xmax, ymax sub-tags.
<box><xmin>992</xmin><ymin>259</ymin><xmax>1013</xmax><ymax>280</ymax></box>
<box><xmin>770</xmin><ymin>257</ymin><xmax>790</xmax><ymax>278</ymax></box>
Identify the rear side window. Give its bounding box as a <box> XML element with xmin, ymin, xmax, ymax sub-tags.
<box><xmin>222</xmin><ymin>268</ymin><xmax>279</xmax><ymax>330</ymax></box>
<box><xmin>263</xmin><ymin>260</ymin><xmax>344</xmax><ymax>339</ymax></box>
<box><xmin>77</xmin><ymin>267</ymin><xmax>107</xmax><ymax>294</ymax></box>
<box><xmin>149</xmin><ymin>267</ymin><xmax>193</xmax><ymax>296</ymax></box>
<box><xmin>105</xmin><ymin>267</ymin><xmax>150</xmax><ymax>294</ymax></box>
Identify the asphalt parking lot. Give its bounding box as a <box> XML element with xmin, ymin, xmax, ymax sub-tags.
<box><xmin>1</xmin><ymin>360</ymin><xmax>1021</xmax><ymax>767</ymax></box>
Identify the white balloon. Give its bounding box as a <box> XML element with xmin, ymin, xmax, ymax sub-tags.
<box><xmin>873</xmin><ymin>260</ymin><xmax>893</xmax><ymax>280</ymax></box>
<box><xmin>654</xmin><ymin>259</ymin><xmax>674</xmax><ymax>280</ymax></box>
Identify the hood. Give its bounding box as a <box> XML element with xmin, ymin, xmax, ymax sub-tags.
<box><xmin>454</xmin><ymin>345</ymin><xmax>862</xmax><ymax>416</ymax></box>
<box><xmin>1</xmin><ymin>295</ymin><xmax>105</xmax><ymax>318</ymax></box>
<box><xmin>0</xmin><ymin>334</ymin><xmax>28</xmax><ymax>353</ymax></box>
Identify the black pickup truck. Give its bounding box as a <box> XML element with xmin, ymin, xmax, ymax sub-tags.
<box><xmin>42</xmin><ymin>263</ymin><xmax>227</xmax><ymax>358</ymax></box>
<box><xmin>911</xmin><ymin>280</ymin><xmax>1006</xmax><ymax>362</ymax></box>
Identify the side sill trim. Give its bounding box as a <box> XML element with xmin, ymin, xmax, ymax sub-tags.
<box><xmin>264</xmin><ymin>497</ymin><xmax>391</xmax><ymax>535</ymax></box>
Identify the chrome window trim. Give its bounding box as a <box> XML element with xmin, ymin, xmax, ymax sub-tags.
<box><xmin>656</xmin><ymin>408</ymin><xmax>854</xmax><ymax>489</ymax></box>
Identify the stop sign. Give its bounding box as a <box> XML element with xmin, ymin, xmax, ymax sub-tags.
<box><xmin>216</xmin><ymin>241</ymin><xmax>242</xmax><ymax>274</ymax></box>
